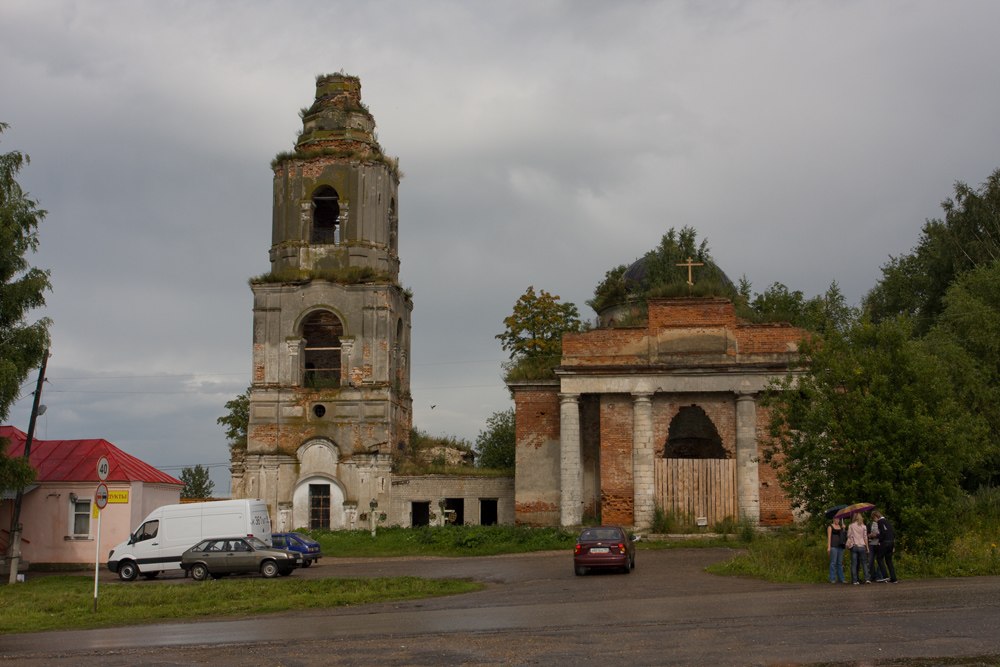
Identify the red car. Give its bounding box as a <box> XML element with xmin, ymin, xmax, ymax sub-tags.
<box><xmin>573</xmin><ymin>525</ymin><xmax>637</xmax><ymax>575</ymax></box>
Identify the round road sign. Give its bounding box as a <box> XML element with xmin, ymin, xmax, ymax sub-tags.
<box><xmin>95</xmin><ymin>483</ymin><xmax>109</xmax><ymax>510</ymax></box>
<box><xmin>97</xmin><ymin>456</ymin><xmax>110</xmax><ymax>481</ymax></box>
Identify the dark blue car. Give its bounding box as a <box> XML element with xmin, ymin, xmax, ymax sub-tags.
<box><xmin>270</xmin><ymin>532</ymin><xmax>322</xmax><ymax>567</ymax></box>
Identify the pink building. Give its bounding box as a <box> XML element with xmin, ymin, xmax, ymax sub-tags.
<box><xmin>1</xmin><ymin>426</ymin><xmax>182</xmax><ymax>568</ymax></box>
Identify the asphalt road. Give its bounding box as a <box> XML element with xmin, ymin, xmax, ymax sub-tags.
<box><xmin>3</xmin><ymin>548</ymin><xmax>1000</xmax><ymax>666</ymax></box>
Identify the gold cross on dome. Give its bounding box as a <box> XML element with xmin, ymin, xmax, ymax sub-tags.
<box><xmin>676</xmin><ymin>257</ymin><xmax>705</xmax><ymax>286</ymax></box>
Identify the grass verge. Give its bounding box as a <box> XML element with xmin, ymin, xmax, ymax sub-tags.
<box><xmin>0</xmin><ymin>576</ymin><xmax>481</xmax><ymax>635</ymax></box>
<box><xmin>313</xmin><ymin>525</ymin><xmax>577</xmax><ymax>557</ymax></box>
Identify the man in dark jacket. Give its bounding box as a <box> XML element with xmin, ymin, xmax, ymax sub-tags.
<box><xmin>872</xmin><ymin>510</ymin><xmax>898</xmax><ymax>583</ymax></box>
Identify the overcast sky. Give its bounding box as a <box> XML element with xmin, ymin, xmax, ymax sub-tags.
<box><xmin>4</xmin><ymin>1</ymin><xmax>999</xmax><ymax>495</ymax></box>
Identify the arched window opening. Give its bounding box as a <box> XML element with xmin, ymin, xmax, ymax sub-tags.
<box><xmin>311</xmin><ymin>185</ymin><xmax>340</xmax><ymax>244</ymax></box>
<box><xmin>663</xmin><ymin>405</ymin><xmax>727</xmax><ymax>459</ymax></box>
<box><xmin>303</xmin><ymin>310</ymin><xmax>343</xmax><ymax>388</ymax></box>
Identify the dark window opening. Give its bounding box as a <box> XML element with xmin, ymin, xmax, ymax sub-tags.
<box><xmin>389</xmin><ymin>197</ymin><xmax>398</xmax><ymax>253</ymax></box>
<box><xmin>309</xmin><ymin>484</ymin><xmax>331</xmax><ymax>529</ymax></box>
<box><xmin>311</xmin><ymin>185</ymin><xmax>340</xmax><ymax>244</ymax></box>
<box><xmin>411</xmin><ymin>501</ymin><xmax>430</xmax><ymax>527</ymax></box>
<box><xmin>479</xmin><ymin>498</ymin><xmax>498</xmax><ymax>526</ymax></box>
<box><xmin>663</xmin><ymin>405</ymin><xmax>727</xmax><ymax>458</ymax></box>
<box><xmin>313</xmin><ymin>404</ymin><xmax>326</xmax><ymax>418</ymax></box>
<box><xmin>303</xmin><ymin>310</ymin><xmax>343</xmax><ymax>388</ymax></box>
<box><xmin>444</xmin><ymin>498</ymin><xmax>465</xmax><ymax>525</ymax></box>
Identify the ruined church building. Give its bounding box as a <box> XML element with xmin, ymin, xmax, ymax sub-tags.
<box><xmin>232</xmin><ymin>74</ymin><xmax>803</xmax><ymax>532</ymax></box>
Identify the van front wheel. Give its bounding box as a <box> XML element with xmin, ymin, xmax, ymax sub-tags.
<box><xmin>117</xmin><ymin>561</ymin><xmax>138</xmax><ymax>582</ymax></box>
<box><xmin>260</xmin><ymin>560</ymin><xmax>279</xmax><ymax>578</ymax></box>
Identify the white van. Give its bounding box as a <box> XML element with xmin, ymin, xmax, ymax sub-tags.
<box><xmin>107</xmin><ymin>499</ymin><xmax>272</xmax><ymax>581</ymax></box>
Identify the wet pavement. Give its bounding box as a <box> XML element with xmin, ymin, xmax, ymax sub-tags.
<box><xmin>3</xmin><ymin>548</ymin><xmax>1000</xmax><ymax>665</ymax></box>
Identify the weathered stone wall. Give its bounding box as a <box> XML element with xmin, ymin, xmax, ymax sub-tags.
<box><xmin>390</xmin><ymin>475</ymin><xmax>515</xmax><ymax>527</ymax></box>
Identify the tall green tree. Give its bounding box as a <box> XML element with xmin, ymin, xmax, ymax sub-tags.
<box><xmin>865</xmin><ymin>168</ymin><xmax>1000</xmax><ymax>334</ymax></box>
<box><xmin>217</xmin><ymin>387</ymin><xmax>250</xmax><ymax>453</ymax></box>
<box><xmin>764</xmin><ymin>317</ymin><xmax>988</xmax><ymax>552</ymax></box>
<box><xmin>476</xmin><ymin>408</ymin><xmax>515</xmax><ymax>470</ymax></box>
<box><xmin>1</xmin><ymin>123</ymin><xmax>49</xmax><ymax>494</ymax></box>
<box><xmin>0</xmin><ymin>122</ymin><xmax>51</xmax><ymax>425</ymax></box>
<box><xmin>747</xmin><ymin>281</ymin><xmax>856</xmax><ymax>334</ymax></box>
<box><xmin>498</xmin><ymin>286</ymin><xmax>581</xmax><ymax>380</ymax></box>
<box><xmin>925</xmin><ymin>260</ymin><xmax>1000</xmax><ymax>488</ymax></box>
<box><xmin>180</xmin><ymin>464</ymin><xmax>215</xmax><ymax>499</ymax></box>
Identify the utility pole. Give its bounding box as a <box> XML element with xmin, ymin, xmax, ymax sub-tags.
<box><xmin>7</xmin><ymin>349</ymin><xmax>48</xmax><ymax>584</ymax></box>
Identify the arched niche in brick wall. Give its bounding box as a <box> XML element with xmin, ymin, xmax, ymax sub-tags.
<box><xmin>663</xmin><ymin>405</ymin><xmax>728</xmax><ymax>459</ymax></box>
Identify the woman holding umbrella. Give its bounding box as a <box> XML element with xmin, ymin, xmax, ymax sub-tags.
<box><xmin>826</xmin><ymin>513</ymin><xmax>847</xmax><ymax>583</ymax></box>
<box><xmin>846</xmin><ymin>513</ymin><xmax>871</xmax><ymax>584</ymax></box>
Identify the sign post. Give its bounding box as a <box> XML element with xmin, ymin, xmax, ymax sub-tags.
<box><xmin>93</xmin><ymin>478</ymin><xmax>109</xmax><ymax>613</ymax></box>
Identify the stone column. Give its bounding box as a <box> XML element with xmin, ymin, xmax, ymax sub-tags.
<box><xmin>285</xmin><ymin>338</ymin><xmax>303</xmax><ymax>386</ymax></box>
<box><xmin>735</xmin><ymin>392</ymin><xmax>760</xmax><ymax>523</ymax></box>
<box><xmin>632</xmin><ymin>392</ymin><xmax>655</xmax><ymax>530</ymax></box>
<box><xmin>559</xmin><ymin>393</ymin><xmax>583</xmax><ymax>527</ymax></box>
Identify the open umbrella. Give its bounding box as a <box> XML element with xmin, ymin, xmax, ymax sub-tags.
<box><xmin>834</xmin><ymin>502</ymin><xmax>875</xmax><ymax>519</ymax></box>
<box><xmin>824</xmin><ymin>504</ymin><xmax>848</xmax><ymax>519</ymax></box>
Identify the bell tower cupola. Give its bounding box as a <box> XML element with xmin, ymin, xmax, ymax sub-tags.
<box><xmin>269</xmin><ymin>73</ymin><xmax>400</xmax><ymax>280</ymax></box>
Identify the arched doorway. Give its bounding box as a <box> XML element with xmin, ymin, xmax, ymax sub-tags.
<box><xmin>655</xmin><ymin>404</ymin><xmax>736</xmax><ymax>527</ymax></box>
<box><xmin>292</xmin><ymin>476</ymin><xmax>347</xmax><ymax>530</ymax></box>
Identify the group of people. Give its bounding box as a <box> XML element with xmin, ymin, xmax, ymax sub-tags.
<box><xmin>826</xmin><ymin>510</ymin><xmax>898</xmax><ymax>584</ymax></box>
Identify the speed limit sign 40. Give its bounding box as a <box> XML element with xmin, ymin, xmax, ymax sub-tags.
<box><xmin>97</xmin><ymin>456</ymin><xmax>110</xmax><ymax>481</ymax></box>
<box><xmin>95</xmin><ymin>483</ymin><xmax>109</xmax><ymax>510</ymax></box>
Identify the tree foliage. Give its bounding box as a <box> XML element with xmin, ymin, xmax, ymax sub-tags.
<box><xmin>476</xmin><ymin>408</ymin><xmax>515</xmax><ymax>470</ymax></box>
<box><xmin>498</xmin><ymin>286</ymin><xmax>581</xmax><ymax>380</ymax></box>
<box><xmin>764</xmin><ymin>317</ymin><xmax>988</xmax><ymax>553</ymax></box>
<box><xmin>865</xmin><ymin>168</ymin><xmax>1000</xmax><ymax>334</ymax></box>
<box><xmin>0</xmin><ymin>122</ymin><xmax>51</xmax><ymax>425</ymax></box>
<box><xmin>746</xmin><ymin>281</ymin><xmax>857</xmax><ymax>334</ymax></box>
<box><xmin>924</xmin><ymin>260</ymin><xmax>1000</xmax><ymax>489</ymax></box>
<box><xmin>217</xmin><ymin>387</ymin><xmax>250</xmax><ymax>453</ymax></box>
<box><xmin>180</xmin><ymin>464</ymin><xmax>215</xmax><ymax>499</ymax></box>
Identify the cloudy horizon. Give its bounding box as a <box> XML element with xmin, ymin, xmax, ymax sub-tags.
<box><xmin>4</xmin><ymin>1</ymin><xmax>1000</xmax><ymax>495</ymax></box>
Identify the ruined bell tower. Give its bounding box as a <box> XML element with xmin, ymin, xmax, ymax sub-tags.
<box><xmin>233</xmin><ymin>74</ymin><xmax>412</xmax><ymax>531</ymax></box>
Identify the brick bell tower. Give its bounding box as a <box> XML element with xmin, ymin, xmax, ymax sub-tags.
<box><xmin>233</xmin><ymin>74</ymin><xmax>412</xmax><ymax>531</ymax></box>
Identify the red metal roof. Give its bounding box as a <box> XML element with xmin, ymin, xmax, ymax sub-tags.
<box><xmin>0</xmin><ymin>426</ymin><xmax>182</xmax><ymax>486</ymax></box>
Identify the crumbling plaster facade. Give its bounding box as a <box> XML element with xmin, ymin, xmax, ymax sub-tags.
<box><xmin>232</xmin><ymin>74</ymin><xmax>513</xmax><ymax>530</ymax></box>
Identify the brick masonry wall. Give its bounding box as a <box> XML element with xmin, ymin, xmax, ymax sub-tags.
<box><xmin>648</xmin><ymin>298</ymin><xmax>737</xmax><ymax>329</ymax></box>
<box><xmin>599</xmin><ymin>395</ymin><xmax>634</xmax><ymax>525</ymax></box>
<box><xmin>513</xmin><ymin>386</ymin><xmax>561</xmax><ymax>525</ymax></box>
<box><xmin>650</xmin><ymin>394</ymin><xmax>737</xmax><ymax>458</ymax></box>
<box><xmin>755</xmin><ymin>404</ymin><xmax>794</xmax><ymax>525</ymax></box>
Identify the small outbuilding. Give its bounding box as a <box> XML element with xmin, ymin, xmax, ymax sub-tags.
<box><xmin>1</xmin><ymin>426</ymin><xmax>182</xmax><ymax>569</ymax></box>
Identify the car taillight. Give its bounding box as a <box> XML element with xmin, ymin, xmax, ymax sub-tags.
<box><xmin>574</xmin><ymin>544</ymin><xmax>582</xmax><ymax>555</ymax></box>
<box><xmin>617</xmin><ymin>543</ymin><xmax>626</xmax><ymax>553</ymax></box>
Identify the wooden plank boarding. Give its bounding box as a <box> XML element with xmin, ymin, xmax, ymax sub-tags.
<box><xmin>656</xmin><ymin>458</ymin><xmax>736</xmax><ymax>526</ymax></box>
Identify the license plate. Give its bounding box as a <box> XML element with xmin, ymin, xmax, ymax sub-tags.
<box><xmin>590</xmin><ymin>547</ymin><xmax>609</xmax><ymax>554</ymax></box>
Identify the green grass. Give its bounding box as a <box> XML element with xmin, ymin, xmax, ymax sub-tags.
<box><xmin>312</xmin><ymin>525</ymin><xmax>577</xmax><ymax>558</ymax></box>
<box><xmin>0</xmin><ymin>575</ymin><xmax>481</xmax><ymax>635</ymax></box>
<box><xmin>708</xmin><ymin>488</ymin><xmax>1000</xmax><ymax>582</ymax></box>
<box><xmin>6</xmin><ymin>492</ymin><xmax>999</xmax><ymax>635</ymax></box>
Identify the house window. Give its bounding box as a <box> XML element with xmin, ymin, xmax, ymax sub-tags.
<box><xmin>303</xmin><ymin>310</ymin><xmax>343</xmax><ymax>388</ymax></box>
<box><xmin>73</xmin><ymin>500</ymin><xmax>91</xmax><ymax>536</ymax></box>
